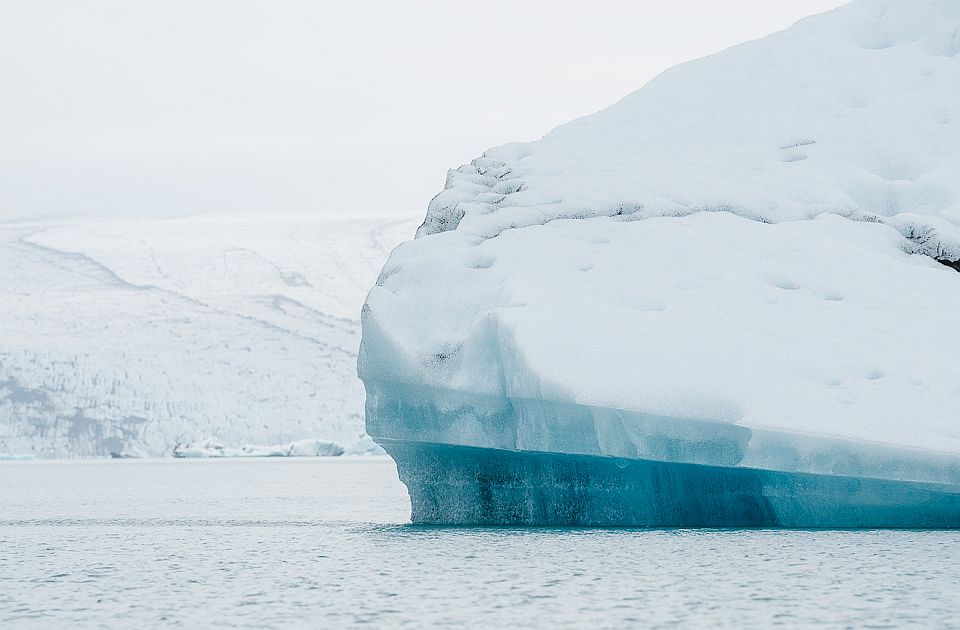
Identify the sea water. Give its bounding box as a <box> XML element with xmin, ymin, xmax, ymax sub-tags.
<box><xmin>2</xmin><ymin>458</ymin><xmax>958</xmax><ymax>627</ymax></box>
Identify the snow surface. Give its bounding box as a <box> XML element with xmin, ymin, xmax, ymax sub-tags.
<box><xmin>418</xmin><ymin>0</ymin><xmax>960</xmax><ymax>264</ymax></box>
<box><xmin>0</xmin><ymin>215</ymin><xmax>417</xmax><ymax>457</ymax></box>
<box><xmin>361</xmin><ymin>0</ymin><xmax>960</xmax><ymax>481</ymax></box>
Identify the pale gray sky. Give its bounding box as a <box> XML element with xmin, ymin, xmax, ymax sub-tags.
<box><xmin>0</xmin><ymin>0</ymin><xmax>846</xmax><ymax>220</ymax></box>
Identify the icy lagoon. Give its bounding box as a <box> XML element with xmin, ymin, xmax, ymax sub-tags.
<box><xmin>2</xmin><ymin>458</ymin><xmax>958</xmax><ymax>627</ymax></box>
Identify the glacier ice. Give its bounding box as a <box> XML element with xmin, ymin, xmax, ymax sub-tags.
<box><xmin>361</xmin><ymin>0</ymin><xmax>960</xmax><ymax>526</ymax></box>
<box><xmin>0</xmin><ymin>215</ymin><xmax>417</xmax><ymax>457</ymax></box>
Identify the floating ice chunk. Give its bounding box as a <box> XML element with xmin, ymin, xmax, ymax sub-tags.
<box><xmin>172</xmin><ymin>438</ymin><xmax>344</xmax><ymax>458</ymax></box>
<box><xmin>361</xmin><ymin>0</ymin><xmax>960</xmax><ymax>526</ymax></box>
<box><xmin>343</xmin><ymin>434</ymin><xmax>388</xmax><ymax>456</ymax></box>
<box><xmin>0</xmin><ymin>453</ymin><xmax>34</xmax><ymax>461</ymax></box>
<box><xmin>285</xmin><ymin>439</ymin><xmax>347</xmax><ymax>457</ymax></box>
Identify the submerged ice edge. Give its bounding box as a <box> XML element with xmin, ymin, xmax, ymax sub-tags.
<box><xmin>364</xmin><ymin>381</ymin><xmax>960</xmax><ymax>489</ymax></box>
<box><xmin>382</xmin><ymin>440</ymin><xmax>960</xmax><ymax>528</ymax></box>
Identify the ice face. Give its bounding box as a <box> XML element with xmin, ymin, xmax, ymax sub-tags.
<box><xmin>360</xmin><ymin>0</ymin><xmax>960</xmax><ymax>525</ymax></box>
<box><xmin>364</xmin><ymin>213</ymin><xmax>960</xmax><ymax>459</ymax></box>
<box><xmin>363</xmin><ymin>215</ymin><xmax>960</xmax><ymax>525</ymax></box>
<box><xmin>384</xmin><ymin>441</ymin><xmax>960</xmax><ymax>528</ymax></box>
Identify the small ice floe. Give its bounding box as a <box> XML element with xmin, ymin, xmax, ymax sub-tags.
<box><xmin>172</xmin><ymin>438</ymin><xmax>344</xmax><ymax>458</ymax></box>
<box><xmin>343</xmin><ymin>434</ymin><xmax>387</xmax><ymax>456</ymax></box>
<box><xmin>0</xmin><ymin>453</ymin><xmax>35</xmax><ymax>461</ymax></box>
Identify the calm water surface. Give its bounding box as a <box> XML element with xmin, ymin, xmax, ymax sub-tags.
<box><xmin>2</xmin><ymin>458</ymin><xmax>958</xmax><ymax>628</ymax></box>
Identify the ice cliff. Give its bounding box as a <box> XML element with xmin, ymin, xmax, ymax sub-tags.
<box><xmin>360</xmin><ymin>0</ymin><xmax>960</xmax><ymax>526</ymax></box>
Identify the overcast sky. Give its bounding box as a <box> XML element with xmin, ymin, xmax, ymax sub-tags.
<box><xmin>0</xmin><ymin>1</ymin><xmax>846</xmax><ymax>220</ymax></box>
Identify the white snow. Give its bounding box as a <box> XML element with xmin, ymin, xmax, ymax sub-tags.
<box><xmin>0</xmin><ymin>214</ymin><xmax>418</xmax><ymax>457</ymax></box>
<box><xmin>418</xmin><ymin>0</ymin><xmax>960</xmax><ymax>264</ymax></box>
<box><xmin>361</xmin><ymin>0</ymin><xmax>960</xmax><ymax>480</ymax></box>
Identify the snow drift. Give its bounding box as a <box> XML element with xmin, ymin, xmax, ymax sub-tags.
<box><xmin>360</xmin><ymin>0</ymin><xmax>960</xmax><ymax>526</ymax></box>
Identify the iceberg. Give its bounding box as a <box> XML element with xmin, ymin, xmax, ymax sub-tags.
<box><xmin>360</xmin><ymin>0</ymin><xmax>960</xmax><ymax>526</ymax></box>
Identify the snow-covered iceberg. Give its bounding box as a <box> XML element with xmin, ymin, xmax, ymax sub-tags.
<box><xmin>360</xmin><ymin>0</ymin><xmax>960</xmax><ymax>527</ymax></box>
